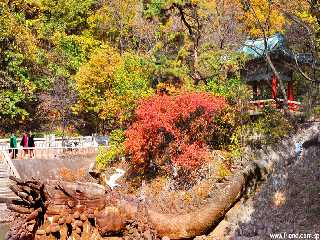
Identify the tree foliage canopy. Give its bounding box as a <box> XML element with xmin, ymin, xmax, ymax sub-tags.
<box><xmin>0</xmin><ymin>0</ymin><xmax>319</xmax><ymax>133</ymax></box>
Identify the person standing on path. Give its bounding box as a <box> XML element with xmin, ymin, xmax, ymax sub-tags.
<box><xmin>20</xmin><ymin>132</ymin><xmax>29</xmax><ymax>159</ymax></box>
<box><xmin>28</xmin><ymin>131</ymin><xmax>35</xmax><ymax>158</ymax></box>
<box><xmin>9</xmin><ymin>133</ymin><xmax>18</xmax><ymax>159</ymax></box>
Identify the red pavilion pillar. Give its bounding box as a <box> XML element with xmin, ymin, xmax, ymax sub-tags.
<box><xmin>272</xmin><ymin>75</ymin><xmax>277</xmax><ymax>99</ymax></box>
<box><xmin>287</xmin><ymin>81</ymin><xmax>294</xmax><ymax>110</ymax></box>
<box><xmin>271</xmin><ymin>75</ymin><xmax>278</xmax><ymax>108</ymax></box>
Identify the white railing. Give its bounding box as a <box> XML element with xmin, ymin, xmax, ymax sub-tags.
<box><xmin>3</xmin><ymin>146</ymin><xmax>99</xmax><ymax>160</ymax></box>
<box><xmin>0</xmin><ymin>135</ymin><xmax>99</xmax><ymax>151</ymax></box>
<box><xmin>249</xmin><ymin>98</ymin><xmax>303</xmax><ymax>111</ymax></box>
<box><xmin>0</xmin><ymin>136</ymin><xmax>94</xmax><ymax>143</ymax></box>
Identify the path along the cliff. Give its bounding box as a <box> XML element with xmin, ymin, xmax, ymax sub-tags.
<box><xmin>234</xmin><ymin>137</ymin><xmax>320</xmax><ymax>239</ymax></box>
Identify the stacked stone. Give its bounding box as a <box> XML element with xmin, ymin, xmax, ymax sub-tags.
<box><xmin>123</xmin><ymin>220</ymin><xmax>159</xmax><ymax>240</ymax></box>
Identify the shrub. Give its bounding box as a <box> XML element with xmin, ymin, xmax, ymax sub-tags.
<box><xmin>96</xmin><ymin>129</ymin><xmax>125</xmax><ymax>168</ymax></box>
<box><xmin>124</xmin><ymin>92</ymin><xmax>227</xmax><ymax>175</ymax></box>
<box><xmin>230</xmin><ymin>107</ymin><xmax>293</xmax><ymax>151</ymax></box>
<box><xmin>252</xmin><ymin>107</ymin><xmax>293</xmax><ymax>144</ymax></box>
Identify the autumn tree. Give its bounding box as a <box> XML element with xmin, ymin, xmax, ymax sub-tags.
<box><xmin>37</xmin><ymin>76</ymin><xmax>77</xmax><ymax>134</ymax></box>
<box><xmin>74</xmin><ymin>44</ymin><xmax>153</xmax><ymax>132</ymax></box>
<box><xmin>0</xmin><ymin>0</ymin><xmax>50</xmax><ymax>127</ymax></box>
<box><xmin>143</xmin><ymin>0</ymin><xmax>246</xmax><ymax>88</ymax></box>
<box><xmin>144</xmin><ymin>0</ymin><xmax>210</xmax><ymax>83</ymax></box>
<box><xmin>88</xmin><ymin>0</ymin><xmax>140</xmax><ymax>53</ymax></box>
<box><xmin>37</xmin><ymin>0</ymin><xmax>96</xmax><ymax>36</ymax></box>
<box><xmin>0</xmin><ymin>0</ymin><xmax>319</xmax><ymax>134</ymax></box>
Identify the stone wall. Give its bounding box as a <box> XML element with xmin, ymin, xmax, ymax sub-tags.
<box><xmin>12</xmin><ymin>153</ymin><xmax>97</xmax><ymax>180</ymax></box>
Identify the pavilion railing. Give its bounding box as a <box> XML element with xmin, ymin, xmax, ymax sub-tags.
<box><xmin>249</xmin><ymin>99</ymin><xmax>303</xmax><ymax>112</ymax></box>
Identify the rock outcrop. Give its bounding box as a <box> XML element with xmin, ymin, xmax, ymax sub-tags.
<box><xmin>5</xmin><ymin>170</ymin><xmax>251</xmax><ymax>240</ymax></box>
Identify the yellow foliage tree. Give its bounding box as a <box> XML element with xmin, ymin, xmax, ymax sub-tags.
<box><xmin>74</xmin><ymin>44</ymin><xmax>122</xmax><ymax>118</ymax></box>
<box><xmin>88</xmin><ymin>0</ymin><xmax>140</xmax><ymax>52</ymax></box>
<box><xmin>74</xmin><ymin>43</ymin><xmax>153</xmax><ymax>130</ymax></box>
<box><xmin>234</xmin><ymin>0</ymin><xmax>311</xmax><ymax>38</ymax></box>
<box><xmin>235</xmin><ymin>0</ymin><xmax>309</xmax><ymax>37</ymax></box>
<box><xmin>235</xmin><ymin>0</ymin><xmax>285</xmax><ymax>37</ymax></box>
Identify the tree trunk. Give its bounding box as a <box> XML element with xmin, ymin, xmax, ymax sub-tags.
<box><xmin>265</xmin><ymin>53</ymin><xmax>289</xmax><ymax>110</ymax></box>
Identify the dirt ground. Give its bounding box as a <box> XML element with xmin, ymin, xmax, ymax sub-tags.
<box><xmin>234</xmin><ymin>145</ymin><xmax>320</xmax><ymax>239</ymax></box>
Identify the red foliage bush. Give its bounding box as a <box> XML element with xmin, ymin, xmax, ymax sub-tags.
<box><xmin>124</xmin><ymin>92</ymin><xmax>227</xmax><ymax>172</ymax></box>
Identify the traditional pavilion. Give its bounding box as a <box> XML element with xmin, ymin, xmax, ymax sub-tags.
<box><xmin>240</xmin><ymin>33</ymin><xmax>314</xmax><ymax>111</ymax></box>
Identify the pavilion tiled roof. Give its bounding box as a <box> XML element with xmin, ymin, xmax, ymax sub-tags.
<box><xmin>240</xmin><ymin>33</ymin><xmax>317</xmax><ymax>66</ymax></box>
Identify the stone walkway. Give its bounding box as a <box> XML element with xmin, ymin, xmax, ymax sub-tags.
<box><xmin>0</xmin><ymin>162</ymin><xmax>14</xmax><ymax>200</ymax></box>
<box><xmin>0</xmin><ymin>154</ymin><xmax>15</xmax><ymax>224</ymax></box>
